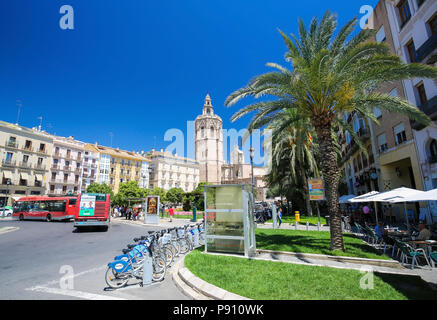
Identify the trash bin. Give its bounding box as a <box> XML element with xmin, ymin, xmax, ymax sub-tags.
<box><xmin>192</xmin><ymin>206</ymin><xmax>197</xmax><ymax>222</ymax></box>
<box><xmin>325</xmin><ymin>216</ymin><xmax>330</xmax><ymax>226</ymax></box>
<box><xmin>295</xmin><ymin>211</ymin><xmax>300</xmax><ymax>223</ymax></box>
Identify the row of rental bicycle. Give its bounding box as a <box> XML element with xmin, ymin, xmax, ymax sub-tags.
<box><xmin>105</xmin><ymin>222</ymin><xmax>205</xmax><ymax>289</ymax></box>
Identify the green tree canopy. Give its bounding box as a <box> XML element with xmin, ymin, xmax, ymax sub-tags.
<box><xmin>165</xmin><ymin>187</ymin><xmax>185</xmax><ymax>206</ymax></box>
<box><xmin>86</xmin><ymin>182</ymin><xmax>114</xmax><ymax>200</ymax></box>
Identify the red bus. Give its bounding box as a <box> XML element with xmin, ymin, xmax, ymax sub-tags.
<box><xmin>74</xmin><ymin>193</ymin><xmax>110</xmax><ymax>231</ymax></box>
<box><xmin>12</xmin><ymin>196</ymin><xmax>77</xmax><ymax>222</ymax></box>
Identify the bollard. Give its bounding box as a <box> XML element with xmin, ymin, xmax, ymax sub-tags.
<box><xmin>142</xmin><ymin>253</ymin><xmax>153</xmax><ymax>286</ymax></box>
<box><xmin>341</xmin><ymin>221</ymin><xmax>345</xmax><ymax>232</ymax></box>
<box><xmin>317</xmin><ymin>221</ymin><xmax>320</xmax><ymax>231</ymax></box>
<box><xmin>193</xmin><ymin>228</ymin><xmax>199</xmax><ymax>248</ymax></box>
<box><xmin>306</xmin><ymin>222</ymin><xmax>309</xmax><ymax>231</ymax></box>
<box><xmin>295</xmin><ymin>221</ymin><xmax>298</xmax><ymax>230</ymax></box>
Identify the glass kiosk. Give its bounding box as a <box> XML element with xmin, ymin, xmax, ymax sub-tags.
<box><xmin>203</xmin><ymin>184</ymin><xmax>256</xmax><ymax>257</ymax></box>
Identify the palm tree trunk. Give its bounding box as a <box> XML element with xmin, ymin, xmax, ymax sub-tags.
<box><xmin>313</xmin><ymin>118</ymin><xmax>345</xmax><ymax>251</ymax></box>
<box><xmin>299</xmin><ymin>165</ymin><xmax>313</xmax><ymax>217</ymax></box>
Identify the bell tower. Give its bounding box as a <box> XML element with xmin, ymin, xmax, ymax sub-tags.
<box><xmin>194</xmin><ymin>92</ymin><xmax>223</xmax><ymax>184</ymax></box>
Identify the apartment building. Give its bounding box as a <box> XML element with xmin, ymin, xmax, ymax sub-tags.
<box><xmin>46</xmin><ymin>135</ymin><xmax>85</xmax><ymax>196</ymax></box>
<box><xmin>221</xmin><ymin>145</ymin><xmax>268</xmax><ymax>201</ymax></box>
<box><xmin>81</xmin><ymin>145</ymin><xmax>100</xmax><ymax>193</ymax></box>
<box><xmin>147</xmin><ymin>149</ymin><xmax>200</xmax><ymax>192</ymax></box>
<box><xmin>384</xmin><ymin>0</ymin><xmax>437</xmax><ymax>220</ymax></box>
<box><xmin>86</xmin><ymin>143</ymin><xmax>150</xmax><ymax>193</ymax></box>
<box><xmin>0</xmin><ymin>121</ymin><xmax>53</xmax><ymax>206</ymax></box>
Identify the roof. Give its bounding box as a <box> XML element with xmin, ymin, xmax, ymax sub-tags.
<box><xmin>85</xmin><ymin>143</ymin><xmax>150</xmax><ymax>162</ymax></box>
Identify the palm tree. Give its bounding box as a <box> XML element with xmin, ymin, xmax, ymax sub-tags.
<box><xmin>268</xmin><ymin>108</ymin><xmax>319</xmax><ymax>217</ymax></box>
<box><xmin>225</xmin><ymin>11</ymin><xmax>437</xmax><ymax>251</ymax></box>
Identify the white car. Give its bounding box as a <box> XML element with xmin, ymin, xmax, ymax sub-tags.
<box><xmin>0</xmin><ymin>207</ymin><xmax>13</xmax><ymax>217</ymax></box>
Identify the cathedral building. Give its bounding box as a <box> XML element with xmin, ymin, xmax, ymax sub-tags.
<box><xmin>194</xmin><ymin>93</ymin><xmax>268</xmax><ymax>200</ymax></box>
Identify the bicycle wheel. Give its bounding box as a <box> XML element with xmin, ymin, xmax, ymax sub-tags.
<box><xmin>152</xmin><ymin>256</ymin><xmax>166</xmax><ymax>282</ymax></box>
<box><xmin>172</xmin><ymin>240</ymin><xmax>180</xmax><ymax>256</ymax></box>
<box><xmin>178</xmin><ymin>238</ymin><xmax>190</xmax><ymax>254</ymax></box>
<box><xmin>162</xmin><ymin>246</ymin><xmax>174</xmax><ymax>267</ymax></box>
<box><xmin>105</xmin><ymin>267</ymin><xmax>130</xmax><ymax>289</ymax></box>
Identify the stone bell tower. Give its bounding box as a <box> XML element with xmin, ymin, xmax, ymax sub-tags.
<box><xmin>194</xmin><ymin>93</ymin><xmax>223</xmax><ymax>184</ymax></box>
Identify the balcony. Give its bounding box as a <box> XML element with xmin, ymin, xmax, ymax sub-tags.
<box><xmin>18</xmin><ymin>161</ymin><xmax>32</xmax><ymax>169</ymax></box>
<box><xmin>5</xmin><ymin>141</ymin><xmax>18</xmax><ymax>149</ymax></box>
<box><xmin>411</xmin><ymin>95</ymin><xmax>437</xmax><ymax>130</ymax></box>
<box><xmin>416</xmin><ymin>32</ymin><xmax>437</xmax><ymax>65</ymax></box>
<box><xmin>34</xmin><ymin>163</ymin><xmax>46</xmax><ymax>171</ymax></box>
<box><xmin>63</xmin><ymin>166</ymin><xmax>71</xmax><ymax>172</ymax></box>
<box><xmin>1</xmin><ymin>159</ymin><xmax>16</xmax><ymax>167</ymax></box>
<box><xmin>22</xmin><ymin>145</ymin><xmax>33</xmax><ymax>152</ymax></box>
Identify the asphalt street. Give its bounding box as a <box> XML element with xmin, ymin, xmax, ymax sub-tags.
<box><xmin>0</xmin><ymin>218</ymin><xmax>190</xmax><ymax>300</ymax></box>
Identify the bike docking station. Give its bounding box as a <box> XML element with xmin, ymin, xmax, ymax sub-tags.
<box><xmin>203</xmin><ymin>184</ymin><xmax>256</xmax><ymax>258</ymax></box>
<box><xmin>142</xmin><ymin>252</ymin><xmax>153</xmax><ymax>287</ymax></box>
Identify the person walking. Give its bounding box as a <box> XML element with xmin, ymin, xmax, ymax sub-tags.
<box><xmin>277</xmin><ymin>207</ymin><xmax>282</xmax><ymax>228</ymax></box>
<box><xmin>169</xmin><ymin>206</ymin><xmax>174</xmax><ymax>222</ymax></box>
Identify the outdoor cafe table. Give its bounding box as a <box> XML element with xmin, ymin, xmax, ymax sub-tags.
<box><xmin>408</xmin><ymin>240</ymin><xmax>437</xmax><ymax>255</ymax></box>
<box><xmin>385</xmin><ymin>229</ymin><xmax>409</xmax><ymax>238</ymax></box>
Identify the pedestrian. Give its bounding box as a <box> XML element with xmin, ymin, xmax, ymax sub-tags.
<box><xmin>277</xmin><ymin>207</ymin><xmax>282</xmax><ymax>227</ymax></box>
<box><xmin>127</xmin><ymin>207</ymin><xmax>132</xmax><ymax>220</ymax></box>
<box><xmin>169</xmin><ymin>206</ymin><xmax>174</xmax><ymax>222</ymax></box>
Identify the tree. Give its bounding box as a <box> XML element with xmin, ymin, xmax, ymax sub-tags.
<box><xmin>86</xmin><ymin>182</ymin><xmax>114</xmax><ymax>200</ymax></box>
<box><xmin>165</xmin><ymin>187</ymin><xmax>185</xmax><ymax>206</ymax></box>
<box><xmin>148</xmin><ymin>187</ymin><xmax>167</xmax><ymax>201</ymax></box>
<box><xmin>114</xmin><ymin>181</ymin><xmax>145</xmax><ymax>207</ymax></box>
<box><xmin>225</xmin><ymin>11</ymin><xmax>437</xmax><ymax>251</ymax></box>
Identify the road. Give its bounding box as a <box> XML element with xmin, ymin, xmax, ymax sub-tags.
<box><xmin>0</xmin><ymin>218</ymin><xmax>190</xmax><ymax>300</ymax></box>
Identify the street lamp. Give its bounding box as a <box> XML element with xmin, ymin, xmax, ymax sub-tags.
<box><xmin>6</xmin><ymin>179</ymin><xmax>11</xmax><ymax>207</ymax></box>
<box><xmin>249</xmin><ymin>146</ymin><xmax>255</xmax><ymax>187</ymax></box>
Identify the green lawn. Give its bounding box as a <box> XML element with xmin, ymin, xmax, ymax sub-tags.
<box><xmin>185</xmin><ymin>249</ymin><xmax>437</xmax><ymax>300</ymax></box>
<box><xmin>266</xmin><ymin>215</ymin><xmax>327</xmax><ymax>225</ymax></box>
<box><xmin>255</xmin><ymin>229</ymin><xmax>391</xmax><ymax>260</ymax></box>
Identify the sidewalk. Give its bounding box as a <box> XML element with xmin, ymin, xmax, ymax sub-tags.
<box><xmin>257</xmin><ymin>222</ymin><xmax>330</xmax><ymax>231</ymax></box>
<box><xmin>111</xmin><ymin>216</ymin><xmax>198</xmax><ymax>229</ymax></box>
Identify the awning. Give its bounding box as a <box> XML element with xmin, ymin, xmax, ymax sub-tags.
<box><xmin>339</xmin><ymin>194</ymin><xmax>356</xmax><ymax>203</ymax></box>
<box><xmin>361</xmin><ymin>187</ymin><xmax>425</xmax><ymax>202</ymax></box>
<box><xmin>3</xmin><ymin>170</ymin><xmax>12</xmax><ymax>179</ymax></box>
<box><xmin>348</xmin><ymin>191</ymin><xmax>380</xmax><ymax>203</ymax></box>
<box><xmin>20</xmin><ymin>172</ymin><xmax>29</xmax><ymax>180</ymax></box>
<box><xmin>35</xmin><ymin>174</ymin><xmax>43</xmax><ymax>181</ymax></box>
<box><xmin>388</xmin><ymin>188</ymin><xmax>437</xmax><ymax>202</ymax></box>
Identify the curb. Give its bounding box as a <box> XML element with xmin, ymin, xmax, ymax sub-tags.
<box><xmin>0</xmin><ymin>226</ymin><xmax>19</xmax><ymax>235</ymax></box>
<box><xmin>173</xmin><ymin>255</ymin><xmax>251</xmax><ymax>300</ymax></box>
<box><xmin>256</xmin><ymin>249</ymin><xmax>404</xmax><ymax>269</ymax></box>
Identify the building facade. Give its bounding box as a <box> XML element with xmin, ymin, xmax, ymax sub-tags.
<box><xmin>47</xmin><ymin>135</ymin><xmax>85</xmax><ymax>196</ymax></box>
<box><xmin>147</xmin><ymin>149</ymin><xmax>200</xmax><ymax>192</ymax></box>
<box><xmin>384</xmin><ymin>0</ymin><xmax>437</xmax><ymax>220</ymax></box>
<box><xmin>0</xmin><ymin>121</ymin><xmax>53</xmax><ymax>206</ymax></box>
<box><xmin>81</xmin><ymin>145</ymin><xmax>100</xmax><ymax>193</ymax></box>
<box><xmin>86</xmin><ymin>144</ymin><xmax>150</xmax><ymax>194</ymax></box>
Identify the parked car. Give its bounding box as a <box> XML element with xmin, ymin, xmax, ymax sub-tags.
<box><xmin>0</xmin><ymin>207</ymin><xmax>13</xmax><ymax>217</ymax></box>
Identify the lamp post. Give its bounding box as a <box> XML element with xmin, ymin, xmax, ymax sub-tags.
<box><xmin>6</xmin><ymin>179</ymin><xmax>11</xmax><ymax>207</ymax></box>
<box><xmin>249</xmin><ymin>146</ymin><xmax>255</xmax><ymax>188</ymax></box>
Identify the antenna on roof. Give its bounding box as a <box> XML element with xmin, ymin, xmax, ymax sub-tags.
<box><xmin>37</xmin><ymin>116</ymin><xmax>43</xmax><ymax>131</ymax></box>
<box><xmin>16</xmin><ymin>100</ymin><xmax>22</xmax><ymax>125</ymax></box>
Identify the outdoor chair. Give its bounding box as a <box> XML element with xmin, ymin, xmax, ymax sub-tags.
<box><xmin>399</xmin><ymin>243</ymin><xmax>431</xmax><ymax>270</ymax></box>
<box><xmin>430</xmin><ymin>252</ymin><xmax>437</xmax><ymax>269</ymax></box>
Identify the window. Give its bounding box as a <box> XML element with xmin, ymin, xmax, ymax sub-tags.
<box><xmin>416</xmin><ymin>83</ymin><xmax>427</xmax><ymax>105</ymax></box>
<box><xmin>430</xmin><ymin>140</ymin><xmax>437</xmax><ymax>162</ymax></box>
<box><xmin>22</xmin><ymin>155</ymin><xmax>29</xmax><ymax>163</ymax></box>
<box><xmin>376</xmin><ymin>26</ymin><xmax>386</xmax><ymax>43</ymax></box>
<box><xmin>406</xmin><ymin>40</ymin><xmax>417</xmax><ymax>63</ymax></box>
<box><xmin>24</xmin><ymin>140</ymin><xmax>32</xmax><ymax>150</ymax></box>
<box><xmin>39</xmin><ymin>143</ymin><xmax>45</xmax><ymax>152</ymax></box>
<box><xmin>397</xmin><ymin>0</ymin><xmax>411</xmax><ymax>28</ymax></box>
<box><xmin>51</xmin><ymin>172</ymin><xmax>56</xmax><ymax>180</ymax></box>
<box><xmin>374</xmin><ymin>107</ymin><xmax>382</xmax><ymax>119</ymax></box>
<box><xmin>394</xmin><ymin>123</ymin><xmax>407</xmax><ymax>145</ymax></box>
<box><xmin>428</xmin><ymin>14</ymin><xmax>437</xmax><ymax>35</ymax></box>
<box><xmin>378</xmin><ymin>133</ymin><xmax>388</xmax><ymax>152</ymax></box>
<box><xmin>5</xmin><ymin>152</ymin><xmax>13</xmax><ymax>163</ymax></box>
<box><xmin>37</xmin><ymin>158</ymin><xmax>43</xmax><ymax>165</ymax></box>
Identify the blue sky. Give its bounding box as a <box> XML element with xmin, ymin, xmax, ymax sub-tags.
<box><xmin>0</xmin><ymin>0</ymin><xmax>378</xmax><ymax>162</ymax></box>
